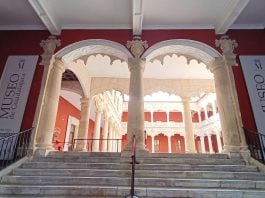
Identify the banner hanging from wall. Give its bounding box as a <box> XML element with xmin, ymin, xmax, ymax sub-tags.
<box><xmin>0</xmin><ymin>56</ymin><xmax>38</xmax><ymax>137</ymax></box>
<box><xmin>239</xmin><ymin>56</ymin><xmax>265</xmax><ymax>135</ymax></box>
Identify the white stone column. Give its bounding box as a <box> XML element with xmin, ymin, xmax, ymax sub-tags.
<box><xmin>198</xmin><ymin>110</ymin><xmax>202</xmax><ymax>123</ymax></box>
<box><xmin>167</xmin><ymin>135</ymin><xmax>172</xmax><ymax>153</ymax></box>
<box><xmin>215</xmin><ymin>36</ymin><xmax>249</xmax><ymax>156</ymax></box>
<box><xmin>166</xmin><ymin>111</ymin><xmax>170</xmax><ymax>126</ymax></box>
<box><xmin>212</xmin><ymin>101</ymin><xmax>217</xmax><ymax>115</ymax></box>
<box><xmin>35</xmin><ymin>58</ymin><xmax>65</xmax><ymax>150</ymax></box>
<box><xmin>204</xmin><ymin>107</ymin><xmax>208</xmax><ymax>120</ymax></box>
<box><xmin>208</xmin><ymin>134</ymin><xmax>214</xmax><ymax>153</ymax></box>
<box><xmin>75</xmin><ymin>97</ymin><xmax>90</xmax><ymax>151</ymax></box>
<box><xmin>182</xmin><ymin>97</ymin><xmax>196</xmax><ymax>153</ymax></box>
<box><xmin>31</xmin><ymin>36</ymin><xmax>61</xmax><ymax>154</ymax></box>
<box><xmin>113</xmin><ymin>131</ymin><xmax>118</xmax><ymax>152</ymax></box>
<box><xmin>200</xmin><ymin>136</ymin><xmax>206</xmax><ymax>153</ymax></box>
<box><xmin>92</xmin><ymin>107</ymin><xmax>103</xmax><ymax>152</ymax></box>
<box><xmin>125</xmin><ymin>39</ymin><xmax>148</xmax><ymax>153</ymax></box>
<box><xmin>216</xmin><ymin>131</ymin><xmax>223</xmax><ymax>153</ymax></box>
<box><xmin>126</xmin><ymin>57</ymin><xmax>146</xmax><ymax>150</ymax></box>
<box><xmin>107</xmin><ymin>123</ymin><xmax>113</xmax><ymax>152</ymax></box>
<box><xmin>209</xmin><ymin>58</ymin><xmax>241</xmax><ymax>153</ymax></box>
<box><xmin>111</xmin><ymin>129</ymin><xmax>116</xmax><ymax>152</ymax></box>
<box><xmin>101</xmin><ymin>112</ymin><xmax>109</xmax><ymax>152</ymax></box>
<box><xmin>151</xmin><ymin>111</ymin><xmax>154</xmax><ymax>126</ymax></box>
<box><xmin>151</xmin><ymin>135</ymin><xmax>155</xmax><ymax>153</ymax></box>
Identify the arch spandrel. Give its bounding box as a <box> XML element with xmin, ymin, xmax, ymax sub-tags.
<box><xmin>56</xmin><ymin>39</ymin><xmax>132</xmax><ymax>62</ymax></box>
<box><xmin>142</xmin><ymin>39</ymin><xmax>221</xmax><ymax>66</ymax></box>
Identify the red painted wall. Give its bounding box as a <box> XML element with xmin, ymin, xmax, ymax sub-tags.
<box><xmin>53</xmin><ymin>96</ymin><xmax>81</xmax><ymax>150</ymax></box>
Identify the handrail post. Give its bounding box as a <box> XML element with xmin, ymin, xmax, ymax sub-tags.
<box><xmin>129</xmin><ymin>135</ymin><xmax>138</xmax><ymax>197</ymax></box>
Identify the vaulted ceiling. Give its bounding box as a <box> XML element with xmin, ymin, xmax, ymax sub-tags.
<box><xmin>1</xmin><ymin>0</ymin><xmax>265</xmax><ymax>35</ymax></box>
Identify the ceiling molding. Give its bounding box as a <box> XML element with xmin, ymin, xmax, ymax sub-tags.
<box><xmin>0</xmin><ymin>25</ymin><xmax>46</xmax><ymax>30</ymax></box>
<box><xmin>132</xmin><ymin>0</ymin><xmax>143</xmax><ymax>36</ymax></box>
<box><xmin>215</xmin><ymin>0</ymin><xmax>250</xmax><ymax>34</ymax></box>
<box><xmin>230</xmin><ymin>23</ymin><xmax>265</xmax><ymax>29</ymax></box>
<box><xmin>143</xmin><ymin>24</ymin><xmax>214</xmax><ymax>30</ymax></box>
<box><xmin>62</xmin><ymin>24</ymin><xmax>131</xmax><ymax>30</ymax></box>
<box><xmin>28</xmin><ymin>0</ymin><xmax>61</xmax><ymax>35</ymax></box>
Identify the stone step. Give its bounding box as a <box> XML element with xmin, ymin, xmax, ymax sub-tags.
<box><xmin>12</xmin><ymin>168</ymin><xmax>265</xmax><ymax>180</ymax></box>
<box><xmin>32</xmin><ymin>156</ymin><xmax>121</xmax><ymax>163</ymax></box>
<box><xmin>0</xmin><ymin>185</ymin><xmax>265</xmax><ymax>198</ymax></box>
<box><xmin>149</xmin><ymin>153</ymin><xmax>229</xmax><ymax>159</ymax></box>
<box><xmin>2</xmin><ymin>175</ymin><xmax>265</xmax><ymax>189</ymax></box>
<box><xmin>32</xmin><ymin>155</ymin><xmax>245</xmax><ymax>165</ymax></box>
<box><xmin>48</xmin><ymin>151</ymin><xmax>229</xmax><ymax>159</ymax></box>
<box><xmin>47</xmin><ymin>151</ymin><xmax>121</xmax><ymax>158</ymax></box>
<box><xmin>21</xmin><ymin>162</ymin><xmax>122</xmax><ymax>169</ymax></box>
<box><xmin>21</xmin><ymin>161</ymin><xmax>258</xmax><ymax>172</ymax></box>
<box><xmin>123</xmin><ymin>157</ymin><xmax>246</xmax><ymax>165</ymax></box>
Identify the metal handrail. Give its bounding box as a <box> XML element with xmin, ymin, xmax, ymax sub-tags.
<box><xmin>130</xmin><ymin>135</ymin><xmax>137</xmax><ymax>197</ymax></box>
<box><xmin>243</xmin><ymin>127</ymin><xmax>265</xmax><ymax>164</ymax></box>
<box><xmin>0</xmin><ymin>127</ymin><xmax>34</xmax><ymax>170</ymax></box>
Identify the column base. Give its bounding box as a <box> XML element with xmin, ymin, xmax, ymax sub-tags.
<box><xmin>34</xmin><ymin>143</ymin><xmax>55</xmax><ymax>156</ymax></box>
<box><xmin>222</xmin><ymin>145</ymin><xmax>241</xmax><ymax>158</ymax></box>
<box><xmin>34</xmin><ymin>148</ymin><xmax>54</xmax><ymax>157</ymax></box>
<box><xmin>121</xmin><ymin>147</ymin><xmax>149</xmax><ymax>159</ymax></box>
<box><xmin>240</xmin><ymin>146</ymin><xmax>251</xmax><ymax>164</ymax></box>
<box><xmin>74</xmin><ymin>147</ymin><xmax>88</xmax><ymax>152</ymax></box>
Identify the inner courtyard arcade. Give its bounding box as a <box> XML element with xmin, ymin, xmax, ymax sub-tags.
<box><xmin>31</xmin><ymin>36</ymin><xmax>248</xmax><ymax>158</ymax></box>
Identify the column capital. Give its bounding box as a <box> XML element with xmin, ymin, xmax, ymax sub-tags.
<box><xmin>215</xmin><ymin>35</ymin><xmax>238</xmax><ymax>67</ymax></box>
<box><xmin>181</xmin><ymin>96</ymin><xmax>191</xmax><ymax>103</ymax></box>
<box><xmin>40</xmin><ymin>36</ymin><xmax>61</xmax><ymax>65</ymax></box>
<box><xmin>80</xmin><ymin>97</ymin><xmax>90</xmax><ymax>105</ymax></box>
<box><xmin>128</xmin><ymin>57</ymin><xmax>146</xmax><ymax>72</ymax></box>
<box><xmin>126</xmin><ymin>39</ymin><xmax>148</xmax><ymax>58</ymax></box>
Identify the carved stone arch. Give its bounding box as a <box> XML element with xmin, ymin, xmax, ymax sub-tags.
<box><xmin>90</xmin><ymin>78</ymin><xmax>129</xmax><ymax>97</ymax></box>
<box><xmin>55</xmin><ymin>39</ymin><xmax>133</xmax><ymax>62</ymax></box>
<box><xmin>142</xmin><ymin>39</ymin><xmax>221</xmax><ymax>65</ymax></box>
<box><xmin>63</xmin><ymin>61</ymin><xmax>90</xmax><ymax>98</ymax></box>
<box><xmin>90</xmin><ymin>87</ymin><xmax>127</xmax><ymax>101</ymax></box>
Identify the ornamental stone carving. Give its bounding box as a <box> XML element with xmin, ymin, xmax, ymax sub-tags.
<box><xmin>40</xmin><ymin>36</ymin><xmax>61</xmax><ymax>65</ymax></box>
<box><xmin>215</xmin><ymin>35</ymin><xmax>238</xmax><ymax>67</ymax></box>
<box><xmin>127</xmin><ymin>38</ymin><xmax>148</xmax><ymax>58</ymax></box>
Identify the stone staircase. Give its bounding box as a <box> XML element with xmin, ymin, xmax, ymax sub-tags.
<box><xmin>0</xmin><ymin>151</ymin><xmax>265</xmax><ymax>197</ymax></box>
